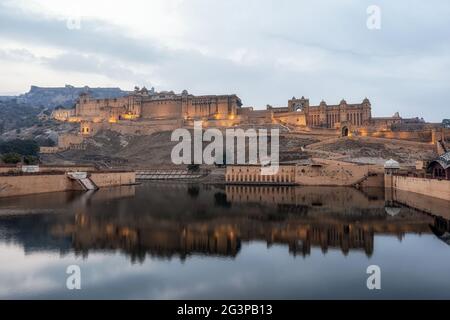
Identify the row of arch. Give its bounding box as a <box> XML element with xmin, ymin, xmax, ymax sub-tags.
<box><xmin>227</xmin><ymin>173</ymin><xmax>295</xmax><ymax>184</ymax></box>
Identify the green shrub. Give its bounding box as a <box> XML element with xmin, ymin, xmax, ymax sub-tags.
<box><xmin>0</xmin><ymin>139</ymin><xmax>39</xmax><ymax>156</ymax></box>
<box><xmin>1</xmin><ymin>152</ymin><xmax>21</xmax><ymax>164</ymax></box>
<box><xmin>23</xmin><ymin>155</ymin><xmax>39</xmax><ymax>165</ymax></box>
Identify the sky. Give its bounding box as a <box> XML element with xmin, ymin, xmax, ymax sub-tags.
<box><xmin>0</xmin><ymin>0</ymin><xmax>449</xmax><ymax>121</ymax></box>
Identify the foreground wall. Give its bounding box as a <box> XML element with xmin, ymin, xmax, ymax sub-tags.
<box><xmin>90</xmin><ymin>171</ymin><xmax>135</xmax><ymax>187</ymax></box>
<box><xmin>386</xmin><ymin>175</ymin><xmax>450</xmax><ymax>201</ymax></box>
<box><xmin>0</xmin><ymin>174</ymin><xmax>80</xmax><ymax>197</ymax></box>
<box><xmin>295</xmin><ymin>159</ymin><xmax>374</xmax><ymax>186</ymax></box>
<box><xmin>226</xmin><ymin>160</ymin><xmax>383</xmax><ymax>187</ymax></box>
<box><xmin>0</xmin><ymin>165</ymin><xmax>97</xmax><ymax>174</ymax></box>
<box><xmin>0</xmin><ymin>171</ymin><xmax>135</xmax><ymax>197</ymax></box>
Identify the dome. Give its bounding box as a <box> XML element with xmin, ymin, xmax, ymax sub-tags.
<box><xmin>340</xmin><ymin>99</ymin><xmax>347</xmax><ymax>104</ymax></box>
<box><xmin>384</xmin><ymin>159</ymin><xmax>400</xmax><ymax>169</ymax></box>
<box><xmin>385</xmin><ymin>207</ymin><xmax>401</xmax><ymax>216</ymax></box>
<box><xmin>363</xmin><ymin>97</ymin><xmax>370</xmax><ymax>104</ymax></box>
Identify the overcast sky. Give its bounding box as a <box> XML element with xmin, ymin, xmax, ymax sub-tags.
<box><xmin>0</xmin><ymin>0</ymin><xmax>449</xmax><ymax>121</ymax></box>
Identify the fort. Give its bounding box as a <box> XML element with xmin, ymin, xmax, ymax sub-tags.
<box><xmin>51</xmin><ymin>86</ymin><xmax>438</xmax><ymax>138</ymax></box>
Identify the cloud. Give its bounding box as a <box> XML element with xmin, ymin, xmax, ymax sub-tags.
<box><xmin>0</xmin><ymin>0</ymin><xmax>449</xmax><ymax>121</ymax></box>
<box><xmin>0</xmin><ymin>2</ymin><xmax>164</xmax><ymax>64</ymax></box>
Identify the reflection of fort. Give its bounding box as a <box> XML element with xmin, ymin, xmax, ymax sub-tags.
<box><xmin>0</xmin><ymin>184</ymin><xmax>438</xmax><ymax>262</ymax></box>
<box><xmin>226</xmin><ymin>185</ymin><xmax>386</xmax><ymax>215</ymax></box>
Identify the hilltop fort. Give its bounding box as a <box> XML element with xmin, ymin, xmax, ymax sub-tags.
<box><xmin>52</xmin><ymin>86</ymin><xmax>431</xmax><ymax>138</ymax></box>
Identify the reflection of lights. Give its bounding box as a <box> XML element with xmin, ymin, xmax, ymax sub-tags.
<box><xmin>108</xmin><ymin>117</ymin><xmax>117</xmax><ymax>123</ymax></box>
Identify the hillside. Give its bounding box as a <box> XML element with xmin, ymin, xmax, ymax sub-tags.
<box><xmin>15</xmin><ymin>85</ymin><xmax>129</xmax><ymax>108</ymax></box>
<box><xmin>0</xmin><ymin>85</ymin><xmax>129</xmax><ymax>136</ymax></box>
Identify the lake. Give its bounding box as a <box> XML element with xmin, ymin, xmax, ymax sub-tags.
<box><xmin>0</xmin><ymin>183</ymin><xmax>449</xmax><ymax>299</ymax></box>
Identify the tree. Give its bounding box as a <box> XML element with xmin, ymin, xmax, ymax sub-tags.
<box><xmin>443</xmin><ymin>119</ymin><xmax>450</xmax><ymax>128</ymax></box>
<box><xmin>23</xmin><ymin>155</ymin><xmax>39</xmax><ymax>165</ymax></box>
<box><xmin>1</xmin><ymin>152</ymin><xmax>21</xmax><ymax>164</ymax></box>
<box><xmin>0</xmin><ymin>139</ymin><xmax>39</xmax><ymax>156</ymax></box>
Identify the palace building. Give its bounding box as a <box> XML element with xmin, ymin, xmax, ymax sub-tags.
<box><xmin>52</xmin><ymin>86</ymin><xmax>376</xmax><ymax>131</ymax></box>
<box><xmin>52</xmin><ymin>86</ymin><xmax>430</xmax><ymax>142</ymax></box>
<box><xmin>53</xmin><ymin>87</ymin><xmax>242</xmax><ymax>123</ymax></box>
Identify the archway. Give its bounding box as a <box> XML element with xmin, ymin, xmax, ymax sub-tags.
<box><xmin>294</xmin><ymin>102</ymin><xmax>304</xmax><ymax>112</ymax></box>
<box><xmin>342</xmin><ymin>126</ymin><xmax>349</xmax><ymax>137</ymax></box>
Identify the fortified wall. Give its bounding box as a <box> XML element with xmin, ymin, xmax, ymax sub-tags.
<box><xmin>226</xmin><ymin>159</ymin><xmax>384</xmax><ymax>187</ymax></box>
<box><xmin>50</xmin><ymin>87</ymin><xmax>444</xmax><ymax>150</ymax></box>
<box><xmin>0</xmin><ymin>169</ymin><xmax>135</xmax><ymax>197</ymax></box>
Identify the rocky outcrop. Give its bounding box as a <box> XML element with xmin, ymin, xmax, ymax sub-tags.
<box><xmin>15</xmin><ymin>85</ymin><xmax>129</xmax><ymax>108</ymax></box>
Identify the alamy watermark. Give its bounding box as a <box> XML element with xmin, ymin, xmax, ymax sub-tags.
<box><xmin>66</xmin><ymin>265</ymin><xmax>81</xmax><ymax>290</ymax></box>
<box><xmin>366</xmin><ymin>265</ymin><xmax>381</xmax><ymax>290</ymax></box>
<box><xmin>366</xmin><ymin>5</ymin><xmax>381</xmax><ymax>30</ymax></box>
<box><xmin>171</xmin><ymin>121</ymin><xmax>280</xmax><ymax>175</ymax></box>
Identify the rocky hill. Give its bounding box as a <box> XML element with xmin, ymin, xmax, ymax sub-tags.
<box><xmin>0</xmin><ymin>85</ymin><xmax>130</xmax><ymax>135</ymax></box>
<box><xmin>14</xmin><ymin>85</ymin><xmax>129</xmax><ymax>109</ymax></box>
<box><xmin>0</xmin><ymin>98</ymin><xmax>44</xmax><ymax>134</ymax></box>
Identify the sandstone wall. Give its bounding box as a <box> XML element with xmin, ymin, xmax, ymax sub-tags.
<box><xmin>0</xmin><ymin>171</ymin><xmax>135</xmax><ymax>197</ymax></box>
<box><xmin>0</xmin><ymin>165</ymin><xmax>18</xmax><ymax>174</ymax></box>
<box><xmin>90</xmin><ymin>171</ymin><xmax>135</xmax><ymax>187</ymax></box>
<box><xmin>0</xmin><ymin>174</ymin><xmax>80</xmax><ymax>197</ymax></box>
<box><xmin>141</xmin><ymin>100</ymin><xmax>181</xmax><ymax>119</ymax></box>
<box><xmin>388</xmin><ymin>175</ymin><xmax>450</xmax><ymax>201</ymax></box>
<box><xmin>275</xmin><ymin>112</ymin><xmax>307</xmax><ymax>126</ymax></box>
<box><xmin>295</xmin><ymin>159</ymin><xmax>371</xmax><ymax>186</ymax></box>
<box><xmin>105</xmin><ymin>120</ymin><xmax>182</xmax><ymax>135</ymax></box>
<box><xmin>39</xmin><ymin>146</ymin><xmax>60</xmax><ymax>154</ymax></box>
<box><xmin>357</xmin><ymin>128</ymin><xmax>432</xmax><ymax>142</ymax></box>
<box><xmin>226</xmin><ymin>165</ymin><xmax>296</xmax><ymax>184</ymax></box>
<box><xmin>225</xmin><ymin>160</ymin><xmax>381</xmax><ymax>187</ymax></box>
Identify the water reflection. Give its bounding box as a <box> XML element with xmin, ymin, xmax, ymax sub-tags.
<box><xmin>0</xmin><ymin>184</ymin><xmax>442</xmax><ymax>263</ymax></box>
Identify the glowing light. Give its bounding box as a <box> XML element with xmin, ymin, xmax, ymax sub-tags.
<box><xmin>121</xmin><ymin>112</ymin><xmax>138</xmax><ymax>120</ymax></box>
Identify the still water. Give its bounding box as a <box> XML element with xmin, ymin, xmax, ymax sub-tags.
<box><xmin>0</xmin><ymin>183</ymin><xmax>449</xmax><ymax>299</ymax></box>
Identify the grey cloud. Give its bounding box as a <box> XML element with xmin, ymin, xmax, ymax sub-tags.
<box><xmin>42</xmin><ymin>52</ymin><xmax>151</xmax><ymax>84</ymax></box>
<box><xmin>0</xmin><ymin>2</ymin><xmax>164</xmax><ymax>64</ymax></box>
<box><xmin>0</xmin><ymin>47</ymin><xmax>37</xmax><ymax>61</ymax></box>
<box><xmin>0</xmin><ymin>0</ymin><xmax>449</xmax><ymax>121</ymax></box>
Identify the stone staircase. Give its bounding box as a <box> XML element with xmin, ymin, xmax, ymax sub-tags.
<box><xmin>67</xmin><ymin>172</ymin><xmax>99</xmax><ymax>191</ymax></box>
